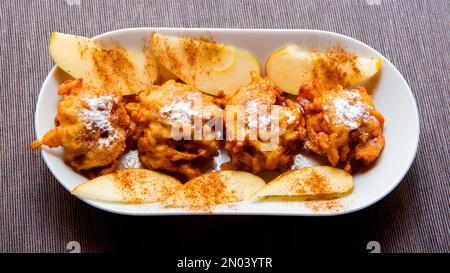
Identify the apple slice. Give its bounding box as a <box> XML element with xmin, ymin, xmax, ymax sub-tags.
<box><xmin>254</xmin><ymin>166</ymin><xmax>353</xmax><ymax>199</ymax></box>
<box><xmin>72</xmin><ymin>169</ymin><xmax>181</xmax><ymax>203</ymax></box>
<box><xmin>50</xmin><ymin>32</ymin><xmax>158</xmax><ymax>95</ymax></box>
<box><xmin>265</xmin><ymin>45</ymin><xmax>382</xmax><ymax>94</ymax></box>
<box><xmin>165</xmin><ymin>171</ymin><xmax>265</xmax><ymax>209</ymax></box>
<box><xmin>157</xmin><ymin>62</ymin><xmax>179</xmax><ymax>83</ymax></box>
<box><xmin>152</xmin><ymin>33</ymin><xmax>260</xmax><ymax>95</ymax></box>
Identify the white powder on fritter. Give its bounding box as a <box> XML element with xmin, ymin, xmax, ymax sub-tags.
<box><xmin>98</xmin><ymin>130</ymin><xmax>123</xmax><ymax>148</ymax></box>
<box><xmin>80</xmin><ymin>96</ymin><xmax>114</xmax><ymax>132</ymax></box>
<box><xmin>246</xmin><ymin>100</ymin><xmax>260</xmax><ymax>129</ymax></box>
<box><xmin>245</xmin><ymin>100</ymin><xmax>279</xmax><ymax>132</ymax></box>
<box><xmin>291</xmin><ymin>154</ymin><xmax>314</xmax><ymax>170</ymax></box>
<box><xmin>118</xmin><ymin>150</ymin><xmax>142</xmax><ymax>169</ymax></box>
<box><xmin>212</xmin><ymin>149</ymin><xmax>230</xmax><ymax>171</ymax></box>
<box><xmin>324</xmin><ymin>92</ymin><xmax>373</xmax><ymax>130</ymax></box>
<box><xmin>79</xmin><ymin>95</ymin><xmax>119</xmax><ymax>148</ymax></box>
<box><xmin>331</xmin><ymin>98</ymin><xmax>365</xmax><ymax>129</ymax></box>
<box><xmin>159</xmin><ymin>94</ymin><xmax>201</xmax><ymax>124</ymax></box>
<box><xmin>284</xmin><ymin>111</ymin><xmax>296</xmax><ymax>124</ymax></box>
<box><xmin>346</xmin><ymin>90</ymin><xmax>361</xmax><ymax>100</ymax></box>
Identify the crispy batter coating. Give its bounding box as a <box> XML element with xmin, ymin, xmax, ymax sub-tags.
<box><xmin>126</xmin><ymin>80</ymin><xmax>222</xmax><ymax>179</ymax></box>
<box><xmin>31</xmin><ymin>79</ymin><xmax>131</xmax><ymax>170</ymax></box>
<box><xmin>221</xmin><ymin>72</ymin><xmax>306</xmax><ymax>173</ymax></box>
<box><xmin>298</xmin><ymin>82</ymin><xmax>385</xmax><ymax>172</ymax></box>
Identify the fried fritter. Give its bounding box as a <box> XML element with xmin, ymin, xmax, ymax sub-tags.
<box><xmin>31</xmin><ymin>79</ymin><xmax>131</xmax><ymax>170</ymax></box>
<box><xmin>221</xmin><ymin>72</ymin><xmax>306</xmax><ymax>173</ymax></box>
<box><xmin>126</xmin><ymin>80</ymin><xmax>222</xmax><ymax>179</ymax></box>
<box><xmin>298</xmin><ymin>82</ymin><xmax>385</xmax><ymax>172</ymax></box>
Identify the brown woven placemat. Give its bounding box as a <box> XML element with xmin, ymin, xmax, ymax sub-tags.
<box><xmin>1</xmin><ymin>0</ymin><xmax>449</xmax><ymax>253</ymax></box>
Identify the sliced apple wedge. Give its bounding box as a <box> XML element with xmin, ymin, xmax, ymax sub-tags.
<box><xmin>157</xmin><ymin>62</ymin><xmax>179</xmax><ymax>83</ymax></box>
<box><xmin>165</xmin><ymin>171</ymin><xmax>265</xmax><ymax>209</ymax></box>
<box><xmin>72</xmin><ymin>169</ymin><xmax>181</xmax><ymax>203</ymax></box>
<box><xmin>50</xmin><ymin>32</ymin><xmax>158</xmax><ymax>95</ymax></box>
<box><xmin>152</xmin><ymin>33</ymin><xmax>260</xmax><ymax>95</ymax></box>
<box><xmin>254</xmin><ymin>166</ymin><xmax>353</xmax><ymax>199</ymax></box>
<box><xmin>265</xmin><ymin>45</ymin><xmax>382</xmax><ymax>94</ymax></box>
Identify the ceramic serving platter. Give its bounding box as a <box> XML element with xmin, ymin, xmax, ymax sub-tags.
<box><xmin>34</xmin><ymin>28</ymin><xmax>419</xmax><ymax>215</ymax></box>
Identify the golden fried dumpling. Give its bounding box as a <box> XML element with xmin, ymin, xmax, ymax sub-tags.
<box><xmin>298</xmin><ymin>82</ymin><xmax>385</xmax><ymax>172</ymax></box>
<box><xmin>221</xmin><ymin>72</ymin><xmax>306</xmax><ymax>173</ymax></box>
<box><xmin>126</xmin><ymin>80</ymin><xmax>222</xmax><ymax>179</ymax></box>
<box><xmin>31</xmin><ymin>79</ymin><xmax>131</xmax><ymax>170</ymax></box>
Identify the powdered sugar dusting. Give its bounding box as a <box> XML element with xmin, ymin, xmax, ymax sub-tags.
<box><xmin>346</xmin><ymin>90</ymin><xmax>361</xmax><ymax>100</ymax></box>
<box><xmin>332</xmin><ymin>98</ymin><xmax>365</xmax><ymax>129</ymax></box>
<box><xmin>291</xmin><ymin>154</ymin><xmax>315</xmax><ymax>170</ymax></box>
<box><xmin>159</xmin><ymin>93</ymin><xmax>201</xmax><ymax>124</ymax></box>
<box><xmin>118</xmin><ymin>150</ymin><xmax>142</xmax><ymax>169</ymax></box>
<box><xmin>325</xmin><ymin>92</ymin><xmax>372</xmax><ymax>130</ymax></box>
<box><xmin>285</xmin><ymin>111</ymin><xmax>296</xmax><ymax>124</ymax></box>
<box><xmin>79</xmin><ymin>95</ymin><xmax>119</xmax><ymax>148</ymax></box>
<box><xmin>245</xmin><ymin>100</ymin><xmax>279</xmax><ymax>132</ymax></box>
<box><xmin>212</xmin><ymin>149</ymin><xmax>230</xmax><ymax>171</ymax></box>
<box><xmin>98</xmin><ymin>130</ymin><xmax>123</xmax><ymax>148</ymax></box>
<box><xmin>246</xmin><ymin>100</ymin><xmax>260</xmax><ymax>129</ymax></box>
<box><xmin>258</xmin><ymin>113</ymin><xmax>273</xmax><ymax>130</ymax></box>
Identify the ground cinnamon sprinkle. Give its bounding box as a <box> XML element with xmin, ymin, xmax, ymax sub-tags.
<box><xmin>304</xmin><ymin>199</ymin><xmax>343</xmax><ymax>212</ymax></box>
<box><xmin>153</xmin><ymin>35</ymin><xmax>226</xmax><ymax>82</ymax></box>
<box><xmin>154</xmin><ymin>34</ymin><xmax>182</xmax><ymax>76</ymax></box>
<box><xmin>143</xmin><ymin>36</ymin><xmax>157</xmax><ymax>82</ymax></box>
<box><xmin>289</xmin><ymin>169</ymin><xmax>330</xmax><ymax>195</ymax></box>
<box><xmin>166</xmin><ymin>47</ymin><xmax>182</xmax><ymax>76</ymax></box>
<box><xmin>113</xmin><ymin>170</ymin><xmax>142</xmax><ymax>203</ymax></box>
<box><xmin>177</xmin><ymin>172</ymin><xmax>237</xmax><ymax>212</ymax></box>
<box><xmin>181</xmin><ymin>37</ymin><xmax>222</xmax><ymax>68</ymax></box>
<box><xmin>113</xmin><ymin>169</ymin><xmax>148</xmax><ymax>203</ymax></box>
<box><xmin>159</xmin><ymin>184</ymin><xmax>175</xmax><ymax>202</ymax></box>
<box><xmin>303</xmin><ymin>170</ymin><xmax>330</xmax><ymax>194</ymax></box>
<box><xmin>182</xmin><ymin>37</ymin><xmax>199</xmax><ymax>67</ymax></box>
<box><xmin>93</xmin><ymin>44</ymin><xmax>135</xmax><ymax>85</ymax></box>
<box><xmin>312</xmin><ymin>46</ymin><xmax>361</xmax><ymax>88</ymax></box>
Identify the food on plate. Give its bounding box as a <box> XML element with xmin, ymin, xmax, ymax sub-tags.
<box><xmin>50</xmin><ymin>32</ymin><xmax>158</xmax><ymax>95</ymax></box>
<box><xmin>298</xmin><ymin>82</ymin><xmax>385</xmax><ymax>172</ymax></box>
<box><xmin>265</xmin><ymin>45</ymin><xmax>382</xmax><ymax>94</ymax></box>
<box><xmin>117</xmin><ymin>149</ymin><xmax>143</xmax><ymax>169</ymax></box>
<box><xmin>72</xmin><ymin>169</ymin><xmax>182</xmax><ymax>203</ymax></box>
<box><xmin>126</xmin><ymin>80</ymin><xmax>223</xmax><ymax>179</ymax></box>
<box><xmin>220</xmin><ymin>72</ymin><xmax>306</xmax><ymax>173</ymax></box>
<box><xmin>254</xmin><ymin>166</ymin><xmax>353</xmax><ymax>199</ymax></box>
<box><xmin>165</xmin><ymin>171</ymin><xmax>265</xmax><ymax>209</ymax></box>
<box><xmin>34</xmin><ymin>31</ymin><xmax>389</xmax><ymax>210</ymax></box>
<box><xmin>152</xmin><ymin>32</ymin><xmax>260</xmax><ymax>95</ymax></box>
<box><xmin>156</xmin><ymin>62</ymin><xmax>179</xmax><ymax>83</ymax></box>
<box><xmin>31</xmin><ymin>79</ymin><xmax>131</xmax><ymax>170</ymax></box>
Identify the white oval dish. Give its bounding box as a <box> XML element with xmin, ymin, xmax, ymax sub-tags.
<box><xmin>34</xmin><ymin>28</ymin><xmax>419</xmax><ymax>216</ymax></box>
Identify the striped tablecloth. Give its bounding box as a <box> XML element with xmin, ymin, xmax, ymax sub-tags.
<box><xmin>1</xmin><ymin>0</ymin><xmax>449</xmax><ymax>253</ymax></box>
